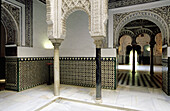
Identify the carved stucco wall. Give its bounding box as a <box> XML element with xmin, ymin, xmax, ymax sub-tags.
<box><xmin>109</xmin><ymin>0</ymin><xmax>159</xmax><ymax>9</ymax></box>
<box><xmin>136</xmin><ymin>34</ymin><xmax>150</xmax><ymax>51</ymax></box>
<box><xmin>61</xmin><ymin>0</ymin><xmax>91</xmax><ymax>37</ymax></box>
<box><xmin>119</xmin><ymin>35</ymin><xmax>131</xmax><ymax>55</ymax></box>
<box><xmin>1</xmin><ymin>0</ymin><xmax>33</xmax><ymax>47</ymax></box>
<box><xmin>16</xmin><ymin>0</ymin><xmax>33</xmax><ymax>47</ymax></box>
<box><xmin>46</xmin><ymin>0</ymin><xmax>108</xmax><ymax>43</ymax></box>
<box><xmin>154</xmin><ymin>33</ymin><xmax>162</xmax><ymax>56</ymax></box>
<box><xmin>113</xmin><ymin>6</ymin><xmax>170</xmax><ymax>47</ymax></box>
<box><xmin>1</xmin><ymin>2</ymin><xmax>19</xmax><ymax>45</ymax></box>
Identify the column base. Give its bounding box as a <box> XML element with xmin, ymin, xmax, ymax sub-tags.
<box><xmin>54</xmin><ymin>86</ymin><xmax>60</xmax><ymax>96</ymax></box>
<box><xmin>54</xmin><ymin>92</ymin><xmax>60</xmax><ymax>96</ymax></box>
<box><xmin>95</xmin><ymin>99</ymin><xmax>102</xmax><ymax>104</ymax></box>
<box><xmin>150</xmin><ymin>72</ymin><xmax>154</xmax><ymax>76</ymax></box>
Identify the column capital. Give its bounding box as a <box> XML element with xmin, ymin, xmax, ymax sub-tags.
<box><xmin>50</xmin><ymin>38</ymin><xmax>64</xmax><ymax>47</ymax></box>
<box><xmin>149</xmin><ymin>41</ymin><xmax>156</xmax><ymax>47</ymax></box>
<box><xmin>92</xmin><ymin>36</ymin><xmax>104</xmax><ymax>48</ymax></box>
<box><xmin>131</xmin><ymin>41</ymin><xmax>137</xmax><ymax>46</ymax></box>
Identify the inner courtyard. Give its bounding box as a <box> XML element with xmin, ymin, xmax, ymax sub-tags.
<box><xmin>0</xmin><ymin>0</ymin><xmax>170</xmax><ymax>111</ymax></box>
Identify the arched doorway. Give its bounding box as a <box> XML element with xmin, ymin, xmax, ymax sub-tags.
<box><xmin>117</xmin><ymin>19</ymin><xmax>162</xmax><ymax>88</ymax></box>
<box><xmin>0</xmin><ymin>22</ymin><xmax>6</xmax><ymax>90</ymax></box>
<box><xmin>46</xmin><ymin>0</ymin><xmax>108</xmax><ymax>100</ymax></box>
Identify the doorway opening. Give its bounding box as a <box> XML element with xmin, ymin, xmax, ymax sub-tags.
<box><xmin>117</xmin><ymin>19</ymin><xmax>162</xmax><ymax>88</ymax></box>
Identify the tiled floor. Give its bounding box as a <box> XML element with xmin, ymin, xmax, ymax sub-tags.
<box><xmin>118</xmin><ymin>65</ymin><xmax>162</xmax><ymax>88</ymax></box>
<box><xmin>118</xmin><ymin>71</ymin><xmax>162</xmax><ymax>88</ymax></box>
<box><xmin>0</xmin><ymin>84</ymin><xmax>170</xmax><ymax>111</ymax></box>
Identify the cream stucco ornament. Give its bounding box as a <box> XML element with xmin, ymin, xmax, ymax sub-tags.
<box><xmin>46</xmin><ymin>0</ymin><xmax>108</xmax><ymax>42</ymax></box>
<box><xmin>46</xmin><ymin>0</ymin><xmax>108</xmax><ymax>97</ymax></box>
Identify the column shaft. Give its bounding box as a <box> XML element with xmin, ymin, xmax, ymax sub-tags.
<box><xmin>54</xmin><ymin>45</ymin><xmax>60</xmax><ymax>96</ymax></box>
<box><xmin>141</xmin><ymin>51</ymin><xmax>143</xmax><ymax>65</ymax></box>
<box><xmin>96</xmin><ymin>48</ymin><xmax>101</xmax><ymax>100</ymax></box>
<box><xmin>132</xmin><ymin>46</ymin><xmax>136</xmax><ymax>74</ymax></box>
<box><xmin>150</xmin><ymin>45</ymin><xmax>154</xmax><ymax>75</ymax></box>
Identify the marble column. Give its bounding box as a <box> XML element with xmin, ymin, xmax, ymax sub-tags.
<box><xmin>132</xmin><ymin>45</ymin><xmax>136</xmax><ymax>74</ymax></box>
<box><xmin>141</xmin><ymin>51</ymin><xmax>143</xmax><ymax>65</ymax></box>
<box><xmin>96</xmin><ymin>48</ymin><xmax>101</xmax><ymax>100</ymax></box>
<box><xmin>149</xmin><ymin>38</ymin><xmax>156</xmax><ymax>76</ymax></box>
<box><xmin>93</xmin><ymin>37</ymin><xmax>104</xmax><ymax>101</ymax></box>
<box><xmin>132</xmin><ymin>45</ymin><xmax>136</xmax><ymax>85</ymax></box>
<box><xmin>50</xmin><ymin>38</ymin><xmax>63</xmax><ymax>96</ymax></box>
<box><xmin>150</xmin><ymin>44</ymin><xmax>154</xmax><ymax>76</ymax></box>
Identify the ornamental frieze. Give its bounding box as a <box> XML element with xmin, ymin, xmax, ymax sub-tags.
<box><xmin>15</xmin><ymin>0</ymin><xmax>33</xmax><ymax>47</ymax></box>
<box><xmin>113</xmin><ymin>6</ymin><xmax>170</xmax><ymax>46</ymax></box>
<box><xmin>1</xmin><ymin>7</ymin><xmax>18</xmax><ymax>44</ymax></box>
<box><xmin>2</xmin><ymin>2</ymin><xmax>20</xmax><ymax>26</ymax></box>
<box><xmin>109</xmin><ymin>0</ymin><xmax>159</xmax><ymax>9</ymax></box>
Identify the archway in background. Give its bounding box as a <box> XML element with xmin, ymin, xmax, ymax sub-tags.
<box><xmin>117</xmin><ymin>19</ymin><xmax>163</xmax><ymax>89</ymax></box>
<box><xmin>115</xmin><ymin>11</ymin><xmax>169</xmax><ymax>47</ymax></box>
<box><xmin>118</xmin><ymin>35</ymin><xmax>132</xmax><ymax>64</ymax></box>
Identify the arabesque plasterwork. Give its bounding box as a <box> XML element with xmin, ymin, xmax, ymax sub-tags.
<box><xmin>46</xmin><ymin>0</ymin><xmax>108</xmax><ymax>45</ymax></box>
<box><xmin>113</xmin><ymin>6</ymin><xmax>170</xmax><ymax>47</ymax></box>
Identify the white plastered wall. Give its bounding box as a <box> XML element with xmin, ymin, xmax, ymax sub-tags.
<box><xmin>18</xmin><ymin>0</ymin><xmax>53</xmax><ymax>57</ymax></box>
<box><xmin>59</xmin><ymin>11</ymin><xmax>95</xmax><ymax>57</ymax></box>
<box><xmin>18</xmin><ymin>2</ymin><xmax>96</xmax><ymax>57</ymax></box>
<box><xmin>59</xmin><ymin>11</ymin><xmax>116</xmax><ymax>57</ymax></box>
<box><xmin>18</xmin><ymin>1</ymin><xmax>114</xmax><ymax>58</ymax></box>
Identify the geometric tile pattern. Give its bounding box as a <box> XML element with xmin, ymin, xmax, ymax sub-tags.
<box><xmin>0</xmin><ymin>57</ymin><xmax>5</xmax><ymax>79</ymax></box>
<box><xmin>60</xmin><ymin>57</ymin><xmax>96</xmax><ymax>87</ymax></box>
<box><xmin>5</xmin><ymin>57</ymin><xmax>116</xmax><ymax>91</ymax></box>
<box><xmin>162</xmin><ymin>59</ymin><xmax>169</xmax><ymax>95</ymax></box>
<box><xmin>5</xmin><ymin>58</ymin><xmax>18</xmax><ymax>91</ymax></box>
<box><xmin>60</xmin><ymin>57</ymin><xmax>116</xmax><ymax>90</ymax></box>
<box><xmin>18</xmin><ymin>57</ymin><xmax>53</xmax><ymax>91</ymax></box>
<box><xmin>118</xmin><ymin>70</ymin><xmax>162</xmax><ymax>88</ymax></box>
<box><xmin>169</xmin><ymin>58</ymin><xmax>170</xmax><ymax>95</ymax></box>
<box><xmin>101</xmin><ymin>58</ymin><xmax>116</xmax><ymax>89</ymax></box>
<box><xmin>5</xmin><ymin>57</ymin><xmax>53</xmax><ymax>91</ymax></box>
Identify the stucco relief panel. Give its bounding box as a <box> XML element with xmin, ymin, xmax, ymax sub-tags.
<box><xmin>113</xmin><ymin>6</ymin><xmax>170</xmax><ymax>47</ymax></box>
<box><xmin>46</xmin><ymin>0</ymin><xmax>108</xmax><ymax>43</ymax></box>
<box><xmin>119</xmin><ymin>35</ymin><xmax>132</xmax><ymax>55</ymax></box>
<box><xmin>1</xmin><ymin>4</ymin><xmax>19</xmax><ymax>45</ymax></box>
<box><xmin>2</xmin><ymin>2</ymin><xmax>20</xmax><ymax>26</ymax></box>
<box><xmin>61</xmin><ymin>0</ymin><xmax>91</xmax><ymax>36</ymax></box>
<box><xmin>109</xmin><ymin>0</ymin><xmax>158</xmax><ymax>9</ymax></box>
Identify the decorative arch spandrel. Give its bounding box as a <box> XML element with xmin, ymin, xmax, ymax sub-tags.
<box><xmin>1</xmin><ymin>6</ymin><xmax>19</xmax><ymax>45</ymax></box>
<box><xmin>113</xmin><ymin>9</ymin><xmax>169</xmax><ymax>47</ymax></box>
<box><xmin>46</xmin><ymin>0</ymin><xmax>108</xmax><ymax>42</ymax></box>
